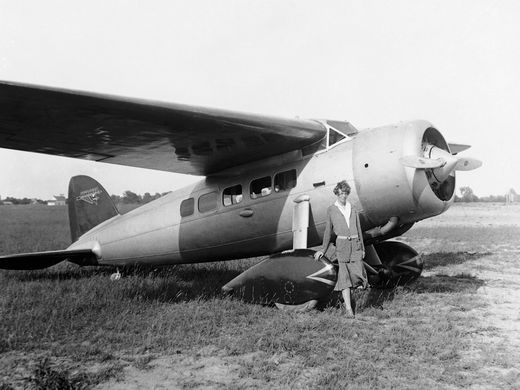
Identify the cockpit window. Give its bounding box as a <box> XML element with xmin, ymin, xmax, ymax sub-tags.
<box><xmin>328</xmin><ymin>128</ymin><xmax>346</xmax><ymax>147</ymax></box>
<box><xmin>274</xmin><ymin>169</ymin><xmax>297</xmax><ymax>192</ymax></box>
<box><xmin>250</xmin><ymin>176</ymin><xmax>272</xmax><ymax>198</ymax></box>
<box><xmin>223</xmin><ymin>185</ymin><xmax>243</xmax><ymax>206</ymax></box>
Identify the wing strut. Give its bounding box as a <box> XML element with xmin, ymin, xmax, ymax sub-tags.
<box><xmin>292</xmin><ymin>195</ymin><xmax>310</xmax><ymax>249</ymax></box>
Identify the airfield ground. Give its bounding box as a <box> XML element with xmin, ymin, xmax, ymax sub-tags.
<box><xmin>1</xmin><ymin>203</ymin><xmax>519</xmax><ymax>389</ymax></box>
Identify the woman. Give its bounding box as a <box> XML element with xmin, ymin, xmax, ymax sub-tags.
<box><xmin>314</xmin><ymin>180</ymin><xmax>367</xmax><ymax>317</ymax></box>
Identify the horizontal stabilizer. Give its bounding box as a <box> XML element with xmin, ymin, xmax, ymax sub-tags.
<box><xmin>399</xmin><ymin>156</ymin><xmax>444</xmax><ymax>169</ymax></box>
<box><xmin>0</xmin><ymin>249</ymin><xmax>97</xmax><ymax>270</ymax></box>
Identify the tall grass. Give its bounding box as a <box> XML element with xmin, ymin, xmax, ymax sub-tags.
<box><xmin>0</xmin><ymin>205</ymin><xmax>69</xmax><ymax>254</ymax></box>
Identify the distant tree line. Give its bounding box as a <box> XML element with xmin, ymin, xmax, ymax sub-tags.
<box><xmin>454</xmin><ymin>187</ymin><xmax>519</xmax><ymax>203</ymax></box>
<box><xmin>0</xmin><ymin>191</ymin><xmax>169</xmax><ymax>205</ymax></box>
<box><xmin>0</xmin><ymin>197</ymin><xmax>46</xmax><ymax>205</ymax></box>
<box><xmin>111</xmin><ymin>191</ymin><xmax>168</xmax><ymax>205</ymax></box>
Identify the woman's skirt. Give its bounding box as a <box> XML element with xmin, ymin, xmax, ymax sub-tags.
<box><xmin>334</xmin><ymin>238</ymin><xmax>368</xmax><ymax>291</ymax></box>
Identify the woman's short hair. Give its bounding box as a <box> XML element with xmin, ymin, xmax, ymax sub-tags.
<box><xmin>333</xmin><ymin>180</ymin><xmax>351</xmax><ymax>196</ymax></box>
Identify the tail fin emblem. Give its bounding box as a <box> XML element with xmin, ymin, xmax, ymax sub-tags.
<box><xmin>76</xmin><ymin>187</ymin><xmax>102</xmax><ymax>205</ymax></box>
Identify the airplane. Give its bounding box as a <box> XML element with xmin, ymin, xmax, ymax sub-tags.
<box><xmin>0</xmin><ymin>80</ymin><xmax>481</xmax><ymax>305</ymax></box>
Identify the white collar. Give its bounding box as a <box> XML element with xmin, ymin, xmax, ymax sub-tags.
<box><xmin>334</xmin><ymin>200</ymin><xmax>351</xmax><ymax>227</ymax></box>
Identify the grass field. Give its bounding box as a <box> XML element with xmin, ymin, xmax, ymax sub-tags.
<box><xmin>1</xmin><ymin>203</ymin><xmax>520</xmax><ymax>389</ymax></box>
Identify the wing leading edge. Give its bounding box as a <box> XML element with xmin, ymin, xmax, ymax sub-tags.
<box><xmin>0</xmin><ymin>81</ymin><xmax>328</xmax><ymax>175</ymax></box>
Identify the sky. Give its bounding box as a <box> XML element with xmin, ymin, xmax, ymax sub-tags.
<box><xmin>0</xmin><ymin>0</ymin><xmax>518</xmax><ymax>199</ymax></box>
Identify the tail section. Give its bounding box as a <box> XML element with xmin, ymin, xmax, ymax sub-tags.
<box><xmin>68</xmin><ymin>175</ymin><xmax>119</xmax><ymax>242</ymax></box>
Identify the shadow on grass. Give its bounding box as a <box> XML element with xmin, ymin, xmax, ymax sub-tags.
<box><xmin>2</xmin><ymin>255</ymin><xmax>487</xmax><ymax>306</ymax></box>
<box><xmin>1</xmin><ymin>260</ymin><xmax>260</xmax><ymax>303</ymax></box>
<box><xmin>2</xmin><ymin>261</ymin><xmax>248</xmax><ymax>283</ymax></box>
<box><xmin>316</xmin><ymin>288</ymin><xmax>399</xmax><ymax>311</ymax></box>
<box><xmin>1</xmin><ymin>264</ymin><xmax>117</xmax><ymax>282</ymax></box>
<box><xmin>122</xmin><ymin>266</ymin><xmax>245</xmax><ymax>302</ymax></box>
<box><xmin>320</xmin><ymin>273</ymin><xmax>486</xmax><ymax>311</ymax></box>
<box><xmin>423</xmin><ymin>251</ymin><xmax>492</xmax><ymax>270</ymax></box>
<box><xmin>408</xmin><ymin>273</ymin><xmax>485</xmax><ymax>293</ymax></box>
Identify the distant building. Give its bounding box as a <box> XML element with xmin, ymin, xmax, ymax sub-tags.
<box><xmin>506</xmin><ymin>188</ymin><xmax>518</xmax><ymax>204</ymax></box>
<box><xmin>47</xmin><ymin>195</ymin><xmax>67</xmax><ymax>206</ymax></box>
<box><xmin>2</xmin><ymin>201</ymin><xmax>13</xmax><ymax>206</ymax></box>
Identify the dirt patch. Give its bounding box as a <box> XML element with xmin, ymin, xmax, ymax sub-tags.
<box><xmin>419</xmin><ymin>203</ymin><xmax>520</xmax><ymax>388</ymax></box>
<box><xmin>96</xmin><ymin>355</ymin><xmax>240</xmax><ymax>389</ymax></box>
<box><xmin>94</xmin><ymin>348</ymin><xmax>270</xmax><ymax>389</ymax></box>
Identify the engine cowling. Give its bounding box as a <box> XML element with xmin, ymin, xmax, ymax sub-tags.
<box><xmin>352</xmin><ymin>120</ymin><xmax>480</xmax><ymax>228</ymax></box>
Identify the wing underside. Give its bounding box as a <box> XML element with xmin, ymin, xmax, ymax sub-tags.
<box><xmin>0</xmin><ymin>81</ymin><xmax>328</xmax><ymax>175</ymax></box>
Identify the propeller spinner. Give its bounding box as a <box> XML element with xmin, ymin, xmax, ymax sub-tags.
<box><xmin>400</xmin><ymin>145</ymin><xmax>481</xmax><ymax>181</ymax></box>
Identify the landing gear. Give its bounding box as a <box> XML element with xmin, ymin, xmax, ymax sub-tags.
<box><xmin>365</xmin><ymin>241</ymin><xmax>423</xmax><ymax>288</ymax></box>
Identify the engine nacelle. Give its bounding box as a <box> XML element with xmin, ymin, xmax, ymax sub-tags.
<box><xmin>352</xmin><ymin>120</ymin><xmax>455</xmax><ymax>227</ymax></box>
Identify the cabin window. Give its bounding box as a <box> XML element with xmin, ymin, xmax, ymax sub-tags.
<box><xmin>198</xmin><ymin>191</ymin><xmax>218</xmax><ymax>213</ymax></box>
<box><xmin>250</xmin><ymin>176</ymin><xmax>272</xmax><ymax>198</ymax></box>
<box><xmin>274</xmin><ymin>169</ymin><xmax>297</xmax><ymax>192</ymax></box>
<box><xmin>223</xmin><ymin>184</ymin><xmax>243</xmax><ymax>206</ymax></box>
<box><xmin>180</xmin><ymin>198</ymin><xmax>194</xmax><ymax>217</ymax></box>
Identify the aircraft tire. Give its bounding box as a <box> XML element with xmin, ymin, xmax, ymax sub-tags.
<box><xmin>370</xmin><ymin>241</ymin><xmax>423</xmax><ymax>289</ymax></box>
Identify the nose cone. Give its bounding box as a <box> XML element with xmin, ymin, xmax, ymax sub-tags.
<box><xmin>427</xmin><ymin>146</ymin><xmax>459</xmax><ymax>183</ymax></box>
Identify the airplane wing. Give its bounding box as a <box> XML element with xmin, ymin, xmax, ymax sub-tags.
<box><xmin>0</xmin><ymin>81</ymin><xmax>328</xmax><ymax>175</ymax></box>
<box><xmin>0</xmin><ymin>248</ymin><xmax>97</xmax><ymax>270</ymax></box>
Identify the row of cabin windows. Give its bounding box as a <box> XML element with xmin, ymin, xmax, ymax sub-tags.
<box><xmin>180</xmin><ymin>169</ymin><xmax>297</xmax><ymax>217</ymax></box>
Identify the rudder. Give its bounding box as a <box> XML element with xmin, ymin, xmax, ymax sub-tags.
<box><xmin>68</xmin><ymin>175</ymin><xmax>119</xmax><ymax>242</ymax></box>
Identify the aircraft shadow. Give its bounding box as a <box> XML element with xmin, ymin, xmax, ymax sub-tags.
<box><xmin>407</xmin><ymin>273</ymin><xmax>485</xmax><ymax>294</ymax></box>
<box><xmin>318</xmin><ymin>273</ymin><xmax>485</xmax><ymax>312</ymax></box>
<box><xmin>2</xmin><ymin>265</ymin><xmax>117</xmax><ymax>282</ymax></box>
<box><xmin>3</xmin><ymin>254</ymin><xmax>486</xmax><ymax>306</ymax></box>
<box><xmin>423</xmin><ymin>251</ymin><xmax>492</xmax><ymax>270</ymax></box>
<box><xmin>2</xmin><ymin>262</ymin><xmax>246</xmax><ymax>303</ymax></box>
<box><xmin>97</xmin><ymin>263</ymin><xmax>248</xmax><ymax>302</ymax></box>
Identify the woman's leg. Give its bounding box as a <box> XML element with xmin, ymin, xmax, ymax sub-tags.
<box><xmin>342</xmin><ymin>288</ymin><xmax>354</xmax><ymax>317</ymax></box>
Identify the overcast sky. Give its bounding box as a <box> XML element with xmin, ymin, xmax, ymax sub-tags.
<box><xmin>1</xmin><ymin>0</ymin><xmax>518</xmax><ymax>199</ymax></box>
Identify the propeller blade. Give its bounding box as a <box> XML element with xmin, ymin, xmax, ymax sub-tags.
<box><xmin>455</xmin><ymin>157</ymin><xmax>482</xmax><ymax>171</ymax></box>
<box><xmin>401</xmin><ymin>144</ymin><xmax>481</xmax><ymax>183</ymax></box>
<box><xmin>399</xmin><ymin>155</ymin><xmax>445</xmax><ymax>169</ymax></box>
<box><xmin>448</xmin><ymin>143</ymin><xmax>471</xmax><ymax>154</ymax></box>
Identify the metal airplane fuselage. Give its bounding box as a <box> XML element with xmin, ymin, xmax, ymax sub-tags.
<box><xmin>68</xmin><ymin>120</ymin><xmax>453</xmax><ymax>266</ymax></box>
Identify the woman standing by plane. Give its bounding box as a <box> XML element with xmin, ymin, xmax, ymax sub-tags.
<box><xmin>314</xmin><ymin>180</ymin><xmax>367</xmax><ymax>318</ymax></box>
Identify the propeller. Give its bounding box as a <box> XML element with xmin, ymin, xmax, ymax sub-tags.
<box><xmin>400</xmin><ymin>144</ymin><xmax>482</xmax><ymax>183</ymax></box>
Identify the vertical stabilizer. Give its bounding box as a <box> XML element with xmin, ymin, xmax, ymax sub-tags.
<box><xmin>68</xmin><ymin>175</ymin><xmax>119</xmax><ymax>242</ymax></box>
